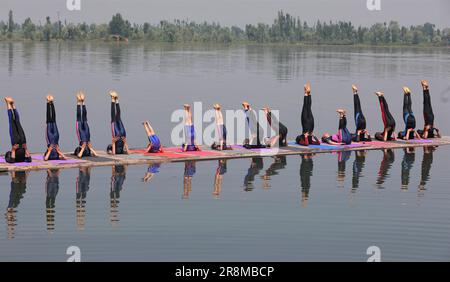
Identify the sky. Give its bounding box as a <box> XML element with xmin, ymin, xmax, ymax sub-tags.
<box><xmin>0</xmin><ymin>0</ymin><xmax>449</xmax><ymax>28</ymax></box>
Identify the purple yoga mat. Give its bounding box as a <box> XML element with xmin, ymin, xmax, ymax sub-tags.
<box><xmin>31</xmin><ymin>154</ymin><xmax>83</xmax><ymax>164</ymax></box>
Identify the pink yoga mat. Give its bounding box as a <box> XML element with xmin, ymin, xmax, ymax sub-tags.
<box><xmin>164</xmin><ymin>147</ymin><xmax>226</xmax><ymax>156</ymax></box>
<box><xmin>129</xmin><ymin>148</ymin><xmax>191</xmax><ymax>158</ymax></box>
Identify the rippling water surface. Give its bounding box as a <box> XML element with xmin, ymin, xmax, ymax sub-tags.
<box><xmin>0</xmin><ymin>43</ymin><xmax>449</xmax><ymax>261</ymax></box>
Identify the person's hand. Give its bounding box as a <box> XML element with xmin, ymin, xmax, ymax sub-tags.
<box><xmin>402</xmin><ymin>87</ymin><xmax>411</xmax><ymax>94</ymax></box>
<box><xmin>351</xmin><ymin>84</ymin><xmax>358</xmax><ymax>94</ymax></box>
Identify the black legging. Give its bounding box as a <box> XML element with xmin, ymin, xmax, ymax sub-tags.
<box><xmin>423</xmin><ymin>89</ymin><xmax>434</xmax><ymax>126</ymax></box>
<box><xmin>8</xmin><ymin>109</ymin><xmax>27</xmax><ymax>146</ymax></box>
<box><xmin>354</xmin><ymin>94</ymin><xmax>366</xmax><ymax>131</ymax></box>
<box><xmin>402</xmin><ymin>93</ymin><xmax>416</xmax><ymax>130</ymax></box>
<box><xmin>376</xmin><ymin>96</ymin><xmax>396</xmax><ymax>140</ymax></box>
<box><xmin>301</xmin><ymin>95</ymin><xmax>314</xmax><ymax>134</ymax></box>
<box><xmin>111</xmin><ymin>102</ymin><xmax>126</xmax><ymax>138</ymax></box>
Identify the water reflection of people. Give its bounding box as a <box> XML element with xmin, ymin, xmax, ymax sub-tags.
<box><xmin>376</xmin><ymin>149</ymin><xmax>395</xmax><ymax>189</ymax></box>
<box><xmin>110</xmin><ymin>165</ymin><xmax>127</xmax><ymax>226</ymax></box>
<box><xmin>401</xmin><ymin>147</ymin><xmax>415</xmax><ymax>190</ymax></box>
<box><xmin>76</xmin><ymin>167</ymin><xmax>91</xmax><ymax>230</ymax></box>
<box><xmin>351</xmin><ymin>151</ymin><xmax>366</xmax><ymax>192</ymax></box>
<box><xmin>418</xmin><ymin>146</ymin><xmax>435</xmax><ymax>192</ymax></box>
<box><xmin>143</xmin><ymin>163</ymin><xmax>161</xmax><ymax>183</ymax></box>
<box><xmin>336</xmin><ymin>151</ymin><xmax>351</xmax><ymax>188</ymax></box>
<box><xmin>183</xmin><ymin>161</ymin><xmax>196</xmax><ymax>199</ymax></box>
<box><xmin>243</xmin><ymin>157</ymin><xmax>264</xmax><ymax>192</ymax></box>
<box><xmin>5</xmin><ymin>171</ymin><xmax>28</xmax><ymax>239</ymax></box>
<box><xmin>45</xmin><ymin>169</ymin><xmax>60</xmax><ymax>233</ymax></box>
<box><xmin>213</xmin><ymin>160</ymin><xmax>227</xmax><ymax>198</ymax></box>
<box><xmin>261</xmin><ymin>156</ymin><xmax>287</xmax><ymax>189</ymax></box>
<box><xmin>300</xmin><ymin>154</ymin><xmax>314</xmax><ymax>207</ymax></box>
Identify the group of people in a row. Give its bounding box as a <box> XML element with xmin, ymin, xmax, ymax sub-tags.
<box><xmin>2</xmin><ymin>80</ymin><xmax>440</xmax><ymax>164</ymax></box>
<box><xmin>3</xmin><ymin>91</ymin><xmax>163</xmax><ymax>163</ymax></box>
<box><xmin>295</xmin><ymin>80</ymin><xmax>440</xmax><ymax>146</ymax></box>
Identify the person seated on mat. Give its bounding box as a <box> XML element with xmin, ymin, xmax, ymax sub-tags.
<box><xmin>211</xmin><ymin>103</ymin><xmax>231</xmax><ymax>150</ymax></box>
<box><xmin>398</xmin><ymin>87</ymin><xmax>421</xmax><ymax>140</ymax></box>
<box><xmin>242</xmin><ymin>101</ymin><xmax>266</xmax><ymax>149</ymax></box>
<box><xmin>374</xmin><ymin>91</ymin><xmax>397</xmax><ymax>141</ymax></box>
<box><xmin>107</xmin><ymin>91</ymin><xmax>129</xmax><ymax>155</ymax></box>
<box><xmin>351</xmin><ymin>84</ymin><xmax>371</xmax><ymax>142</ymax></box>
<box><xmin>74</xmin><ymin>91</ymin><xmax>97</xmax><ymax>158</ymax></box>
<box><xmin>321</xmin><ymin>109</ymin><xmax>352</xmax><ymax>145</ymax></box>
<box><xmin>262</xmin><ymin>106</ymin><xmax>288</xmax><ymax>147</ymax></box>
<box><xmin>4</xmin><ymin>97</ymin><xmax>32</xmax><ymax>163</ymax></box>
<box><xmin>143</xmin><ymin>121</ymin><xmax>163</xmax><ymax>153</ymax></box>
<box><xmin>296</xmin><ymin>83</ymin><xmax>320</xmax><ymax>146</ymax></box>
<box><xmin>182</xmin><ymin>104</ymin><xmax>201</xmax><ymax>152</ymax></box>
<box><xmin>44</xmin><ymin>95</ymin><xmax>66</xmax><ymax>161</ymax></box>
<box><xmin>417</xmin><ymin>80</ymin><xmax>441</xmax><ymax>139</ymax></box>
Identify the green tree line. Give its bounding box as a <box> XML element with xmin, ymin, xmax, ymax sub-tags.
<box><xmin>1</xmin><ymin>10</ymin><xmax>449</xmax><ymax>46</ymax></box>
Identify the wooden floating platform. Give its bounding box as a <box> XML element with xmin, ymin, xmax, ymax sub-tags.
<box><xmin>1</xmin><ymin>137</ymin><xmax>449</xmax><ymax>172</ymax></box>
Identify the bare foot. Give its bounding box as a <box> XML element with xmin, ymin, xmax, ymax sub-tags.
<box><xmin>109</xmin><ymin>90</ymin><xmax>119</xmax><ymax>101</ymax></box>
<box><xmin>421</xmin><ymin>80</ymin><xmax>429</xmax><ymax>90</ymax></box>
<box><xmin>4</xmin><ymin>97</ymin><xmax>14</xmax><ymax>104</ymax></box>
<box><xmin>304</xmin><ymin>83</ymin><xmax>311</xmax><ymax>95</ymax></box>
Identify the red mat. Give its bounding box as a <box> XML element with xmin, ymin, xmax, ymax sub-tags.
<box><xmin>128</xmin><ymin>149</ymin><xmax>190</xmax><ymax>158</ymax></box>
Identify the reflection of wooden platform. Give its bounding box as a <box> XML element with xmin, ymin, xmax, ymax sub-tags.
<box><xmin>1</xmin><ymin>137</ymin><xmax>449</xmax><ymax>172</ymax></box>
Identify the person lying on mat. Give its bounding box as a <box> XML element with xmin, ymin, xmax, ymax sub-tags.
<box><xmin>351</xmin><ymin>84</ymin><xmax>371</xmax><ymax>142</ymax></box>
<box><xmin>143</xmin><ymin>121</ymin><xmax>163</xmax><ymax>153</ymax></box>
<box><xmin>296</xmin><ymin>83</ymin><xmax>320</xmax><ymax>146</ymax></box>
<box><xmin>107</xmin><ymin>91</ymin><xmax>129</xmax><ymax>155</ymax></box>
<box><xmin>44</xmin><ymin>95</ymin><xmax>66</xmax><ymax>161</ymax></box>
<box><xmin>262</xmin><ymin>106</ymin><xmax>288</xmax><ymax>147</ymax></box>
<box><xmin>418</xmin><ymin>80</ymin><xmax>441</xmax><ymax>139</ymax></box>
<box><xmin>374</xmin><ymin>91</ymin><xmax>397</xmax><ymax>141</ymax></box>
<box><xmin>74</xmin><ymin>91</ymin><xmax>97</xmax><ymax>158</ymax></box>
<box><xmin>398</xmin><ymin>87</ymin><xmax>421</xmax><ymax>140</ymax></box>
<box><xmin>242</xmin><ymin>101</ymin><xmax>266</xmax><ymax>149</ymax></box>
<box><xmin>182</xmin><ymin>104</ymin><xmax>201</xmax><ymax>152</ymax></box>
<box><xmin>321</xmin><ymin>109</ymin><xmax>352</xmax><ymax>145</ymax></box>
<box><xmin>4</xmin><ymin>97</ymin><xmax>32</xmax><ymax>163</ymax></box>
<box><xmin>211</xmin><ymin>103</ymin><xmax>231</xmax><ymax>150</ymax></box>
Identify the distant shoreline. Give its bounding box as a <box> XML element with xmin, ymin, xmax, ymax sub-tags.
<box><xmin>1</xmin><ymin>39</ymin><xmax>449</xmax><ymax>50</ymax></box>
<box><xmin>1</xmin><ymin>10</ymin><xmax>449</xmax><ymax>47</ymax></box>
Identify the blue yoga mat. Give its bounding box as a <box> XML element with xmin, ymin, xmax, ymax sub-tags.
<box><xmin>288</xmin><ymin>141</ymin><xmax>341</xmax><ymax>150</ymax></box>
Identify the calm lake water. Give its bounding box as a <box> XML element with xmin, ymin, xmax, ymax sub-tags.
<box><xmin>0</xmin><ymin>42</ymin><xmax>449</xmax><ymax>261</ymax></box>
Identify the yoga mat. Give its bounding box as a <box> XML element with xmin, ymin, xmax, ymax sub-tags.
<box><xmin>47</xmin><ymin>159</ymin><xmax>85</xmax><ymax>164</ymax></box>
<box><xmin>363</xmin><ymin>141</ymin><xmax>399</xmax><ymax>147</ymax></box>
<box><xmin>308</xmin><ymin>144</ymin><xmax>341</xmax><ymax>150</ymax></box>
<box><xmin>164</xmin><ymin>147</ymin><xmax>226</xmax><ymax>156</ymax></box>
<box><xmin>231</xmin><ymin>145</ymin><xmax>285</xmax><ymax>154</ymax></box>
<box><xmin>129</xmin><ymin>148</ymin><xmax>191</xmax><ymax>158</ymax></box>
<box><xmin>0</xmin><ymin>157</ymin><xmax>41</xmax><ymax>166</ymax></box>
